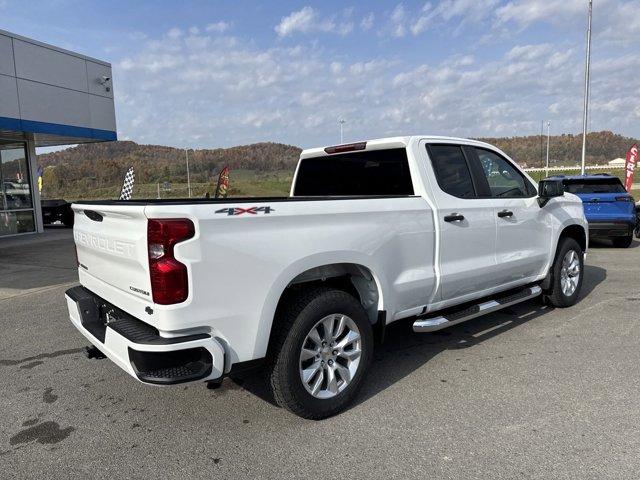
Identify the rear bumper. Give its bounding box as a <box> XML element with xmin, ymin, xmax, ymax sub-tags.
<box><xmin>65</xmin><ymin>286</ymin><xmax>224</xmax><ymax>385</ymax></box>
<box><xmin>588</xmin><ymin>221</ymin><xmax>634</xmax><ymax>238</ymax></box>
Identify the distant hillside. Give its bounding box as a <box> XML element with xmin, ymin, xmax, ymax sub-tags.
<box><xmin>479</xmin><ymin>131</ymin><xmax>638</xmax><ymax>168</ymax></box>
<box><xmin>37</xmin><ymin>131</ymin><xmax>638</xmax><ymax>199</ymax></box>
<box><xmin>39</xmin><ymin>141</ymin><xmax>301</xmax><ymax>199</ymax></box>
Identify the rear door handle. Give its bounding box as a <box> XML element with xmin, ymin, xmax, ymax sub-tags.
<box><xmin>497</xmin><ymin>210</ymin><xmax>513</xmax><ymax>218</ymax></box>
<box><xmin>444</xmin><ymin>213</ymin><xmax>465</xmax><ymax>222</ymax></box>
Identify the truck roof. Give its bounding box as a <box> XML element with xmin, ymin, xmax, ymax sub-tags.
<box><xmin>300</xmin><ymin>136</ymin><xmax>497</xmax><ymax>159</ymax></box>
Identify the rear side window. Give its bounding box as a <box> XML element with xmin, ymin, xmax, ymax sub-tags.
<box><xmin>293</xmin><ymin>148</ymin><xmax>413</xmax><ymax>196</ymax></box>
<box><xmin>563</xmin><ymin>178</ymin><xmax>626</xmax><ymax>194</ymax></box>
<box><xmin>428</xmin><ymin>145</ymin><xmax>475</xmax><ymax>198</ymax></box>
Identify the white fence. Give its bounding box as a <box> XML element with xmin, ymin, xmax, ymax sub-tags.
<box><xmin>523</xmin><ymin>165</ymin><xmax>621</xmax><ymax>173</ymax></box>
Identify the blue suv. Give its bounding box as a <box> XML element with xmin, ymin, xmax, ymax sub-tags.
<box><xmin>547</xmin><ymin>174</ymin><xmax>636</xmax><ymax>248</ymax></box>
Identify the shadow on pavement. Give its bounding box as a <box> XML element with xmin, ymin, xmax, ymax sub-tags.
<box><xmin>0</xmin><ymin>233</ymin><xmax>77</xmax><ymax>293</ymax></box>
<box><xmin>589</xmin><ymin>237</ymin><xmax>640</xmax><ymax>249</ymax></box>
<box><xmin>237</xmin><ymin>265</ymin><xmax>607</xmax><ymax>414</ymax></box>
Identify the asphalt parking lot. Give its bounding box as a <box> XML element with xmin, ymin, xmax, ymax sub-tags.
<box><xmin>1</xmin><ymin>229</ymin><xmax>639</xmax><ymax>479</ymax></box>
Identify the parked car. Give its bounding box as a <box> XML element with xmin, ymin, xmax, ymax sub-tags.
<box><xmin>65</xmin><ymin>136</ymin><xmax>588</xmax><ymax>419</ymax></box>
<box><xmin>41</xmin><ymin>199</ymin><xmax>74</xmax><ymax>227</ymax></box>
<box><xmin>547</xmin><ymin>174</ymin><xmax>635</xmax><ymax>247</ymax></box>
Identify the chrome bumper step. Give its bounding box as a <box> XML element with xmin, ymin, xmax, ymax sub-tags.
<box><xmin>412</xmin><ymin>285</ymin><xmax>542</xmax><ymax>333</ymax></box>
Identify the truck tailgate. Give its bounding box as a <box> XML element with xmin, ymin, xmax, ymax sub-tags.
<box><xmin>72</xmin><ymin>203</ymin><xmax>151</xmax><ymax>300</ymax></box>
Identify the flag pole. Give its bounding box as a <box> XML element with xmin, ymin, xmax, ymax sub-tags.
<box><xmin>580</xmin><ymin>0</ymin><xmax>593</xmax><ymax>176</ymax></box>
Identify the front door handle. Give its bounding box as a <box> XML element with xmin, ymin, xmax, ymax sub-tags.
<box><xmin>498</xmin><ymin>210</ymin><xmax>513</xmax><ymax>218</ymax></box>
<box><xmin>444</xmin><ymin>213</ymin><xmax>465</xmax><ymax>222</ymax></box>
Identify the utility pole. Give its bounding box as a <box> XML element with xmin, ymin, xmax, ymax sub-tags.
<box><xmin>185</xmin><ymin>149</ymin><xmax>192</xmax><ymax>198</ymax></box>
<box><xmin>339</xmin><ymin>118</ymin><xmax>346</xmax><ymax>143</ymax></box>
<box><xmin>580</xmin><ymin>0</ymin><xmax>593</xmax><ymax>175</ymax></box>
<box><xmin>546</xmin><ymin>121</ymin><xmax>551</xmax><ymax>175</ymax></box>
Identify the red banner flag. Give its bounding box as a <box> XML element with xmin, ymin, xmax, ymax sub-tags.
<box><xmin>624</xmin><ymin>144</ymin><xmax>638</xmax><ymax>192</ymax></box>
<box><xmin>214</xmin><ymin>166</ymin><xmax>230</xmax><ymax>198</ymax></box>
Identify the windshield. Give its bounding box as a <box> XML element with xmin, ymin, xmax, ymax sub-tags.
<box><xmin>563</xmin><ymin>178</ymin><xmax>626</xmax><ymax>194</ymax></box>
<box><xmin>293</xmin><ymin>148</ymin><xmax>413</xmax><ymax>196</ymax></box>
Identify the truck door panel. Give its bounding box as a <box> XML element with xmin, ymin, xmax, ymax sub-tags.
<box><xmin>471</xmin><ymin>147</ymin><xmax>551</xmax><ymax>286</ymax></box>
<box><xmin>423</xmin><ymin>143</ymin><xmax>498</xmax><ymax>301</ymax></box>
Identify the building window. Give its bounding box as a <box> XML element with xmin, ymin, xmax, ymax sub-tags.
<box><xmin>0</xmin><ymin>141</ymin><xmax>35</xmax><ymax>236</ymax></box>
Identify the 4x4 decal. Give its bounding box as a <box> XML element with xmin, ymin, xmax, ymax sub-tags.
<box><xmin>215</xmin><ymin>206</ymin><xmax>275</xmax><ymax>216</ymax></box>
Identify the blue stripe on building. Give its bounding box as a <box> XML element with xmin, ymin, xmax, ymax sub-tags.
<box><xmin>0</xmin><ymin>116</ymin><xmax>117</xmax><ymax>141</ymax></box>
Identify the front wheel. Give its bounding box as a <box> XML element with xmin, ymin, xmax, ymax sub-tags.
<box><xmin>269</xmin><ymin>287</ymin><xmax>373</xmax><ymax>419</ymax></box>
<box><xmin>545</xmin><ymin>237</ymin><xmax>584</xmax><ymax>308</ymax></box>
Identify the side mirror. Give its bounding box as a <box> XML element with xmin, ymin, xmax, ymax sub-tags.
<box><xmin>538</xmin><ymin>179</ymin><xmax>564</xmax><ymax>207</ymax></box>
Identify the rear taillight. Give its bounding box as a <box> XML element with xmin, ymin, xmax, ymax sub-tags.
<box><xmin>615</xmin><ymin>196</ymin><xmax>634</xmax><ymax>202</ymax></box>
<box><xmin>147</xmin><ymin>218</ymin><xmax>195</xmax><ymax>305</ymax></box>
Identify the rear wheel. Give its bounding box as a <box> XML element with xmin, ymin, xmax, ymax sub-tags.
<box><xmin>613</xmin><ymin>235</ymin><xmax>633</xmax><ymax>248</ymax></box>
<box><xmin>545</xmin><ymin>237</ymin><xmax>584</xmax><ymax>308</ymax></box>
<box><xmin>268</xmin><ymin>287</ymin><xmax>373</xmax><ymax>419</ymax></box>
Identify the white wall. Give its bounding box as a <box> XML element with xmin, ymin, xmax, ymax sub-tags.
<box><xmin>0</xmin><ymin>29</ymin><xmax>116</xmax><ymax>139</ymax></box>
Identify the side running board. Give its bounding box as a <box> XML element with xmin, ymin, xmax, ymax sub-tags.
<box><xmin>413</xmin><ymin>285</ymin><xmax>542</xmax><ymax>333</ymax></box>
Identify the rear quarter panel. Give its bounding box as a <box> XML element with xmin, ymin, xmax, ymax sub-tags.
<box><xmin>144</xmin><ymin>197</ymin><xmax>436</xmax><ymax>365</ymax></box>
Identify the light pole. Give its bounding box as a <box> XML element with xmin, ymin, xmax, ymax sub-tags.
<box><xmin>580</xmin><ymin>0</ymin><xmax>593</xmax><ymax>175</ymax></box>
<box><xmin>339</xmin><ymin>118</ymin><xmax>346</xmax><ymax>143</ymax></box>
<box><xmin>185</xmin><ymin>149</ymin><xmax>192</xmax><ymax>198</ymax></box>
<box><xmin>545</xmin><ymin>121</ymin><xmax>551</xmax><ymax>175</ymax></box>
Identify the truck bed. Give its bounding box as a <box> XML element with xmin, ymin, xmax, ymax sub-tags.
<box><xmin>73</xmin><ymin>195</ymin><xmax>414</xmax><ymax>206</ymax></box>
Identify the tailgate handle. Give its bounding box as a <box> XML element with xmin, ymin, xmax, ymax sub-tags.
<box><xmin>84</xmin><ymin>210</ymin><xmax>104</xmax><ymax>222</ymax></box>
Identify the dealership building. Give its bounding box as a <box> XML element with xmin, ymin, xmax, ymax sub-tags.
<box><xmin>0</xmin><ymin>29</ymin><xmax>116</xmax><ymax>237</ymax></box>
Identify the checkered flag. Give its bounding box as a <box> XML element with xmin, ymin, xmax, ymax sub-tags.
<box><xmin>119</xmin><ymin>166</ymin><xmax>135</xmax><ymax>200</ymax></box>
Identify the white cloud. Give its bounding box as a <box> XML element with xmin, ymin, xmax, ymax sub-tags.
<box><xmin>361</xmin><ymin>13</ymin><xmax>375</xmax><ymax>31</ymax></box>
<box><xmin>390</xmin><ymin>4</ymin><xmax>406</xmax><ymax>37</ymax></box>
<box><xmin>167</xmin><ymin>27</ymin><xmax>182</xmax><ymax>39</ymax></box>
<box><xmin>495</xmin><ymin>0</ymin><xmax>640</xmax><ymax>47</ymax></box>
<box><xmin>412</xmin><ymin>0</ymin><xmax>499</xmax><ymax>35</ymax></box>
<box><xmin>411</xmin><ymin>3</ymin><xmax>433</xmax><ymax>35</ymax></box>
<box><xmin>206</xmin><ymin>21</ymin><xmax>231</xmax><ymax>33</ymax></box>
<box><xmin>506</xmin><ymin>43</ymin><xmax>552</xmax><ymax>61</ymax></box>
<box><xmin>596</xmin><ymin>1</ymin><xmax>640</xmax><ymax>46</ymax></box>
<box><xmin>111</xmin><ymin>23</ymin><xmax>640</xmax><ymax>149</ymax></box>
<box><xmin>496</xmin><ymin>0</ymin><xmax>584</xmax><ymax>27</ymax></box>
<box><xmin>275</xmin><ymin>6</ymin><xmax>353</xmax><ymax>37</ymax></box>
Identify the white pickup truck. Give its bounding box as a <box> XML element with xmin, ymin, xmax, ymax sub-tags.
<box><xmin>65</xmin><ymin>136</ymin><xmax>588</xmax><ymax>418</ymax></box>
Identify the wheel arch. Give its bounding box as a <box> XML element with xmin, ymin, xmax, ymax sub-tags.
<box><xmin>542</xmin><ymin>223</ymin><xmax>587</xmax><ymax>292</ymax></box>
<box><xmin>254</xmin><ymin>256</ymin><xmax>386</xmax><ymax>360</ymax></box>
<box><xmin>559</xmin><ymin>223</ymin><xmax>587</xmax><ymax>253</ymax></box>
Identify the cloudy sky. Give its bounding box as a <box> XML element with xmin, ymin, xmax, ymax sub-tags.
<box><xmin>1</xmin><ymin>0</ymin><xmax>639</xmax><ymax>149</ymax></box>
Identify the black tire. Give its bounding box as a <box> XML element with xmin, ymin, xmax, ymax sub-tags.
<box><xmin>268</xmin><ymin>287</ymin><xmax>373</xmax><ymax>419</ymax></box>
<box><xmin>545</xmin><ymin>237</ymin><xmax>584</xmax><ymax>308</ymax></box>
<box><xmin>612</xmin><ymin>235</ymin><xmax>633</xmax><ymax>248</ymax></box>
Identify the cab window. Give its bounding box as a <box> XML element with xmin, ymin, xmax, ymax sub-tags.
<box><xmin>475</xmin><ymin>148</ymin><xmax>534</xmax><ymax>198</ymax></box>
